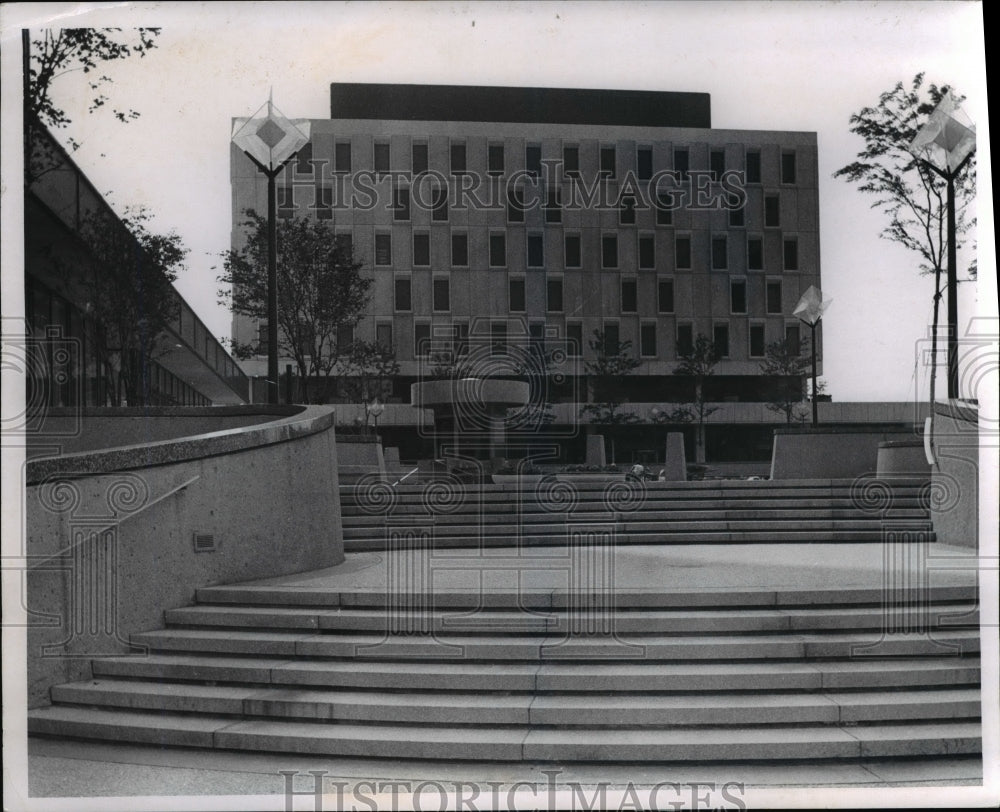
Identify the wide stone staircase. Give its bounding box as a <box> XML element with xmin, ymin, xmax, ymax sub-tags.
<box><xmin>28</xmin><ymin>475</ymin><xmax>982</xmax><ymax>766</ymax></box>
<box><xmin>339</xmin><ymin>476</ymin><xmax>938</xmax><ymax>551</ymax></box>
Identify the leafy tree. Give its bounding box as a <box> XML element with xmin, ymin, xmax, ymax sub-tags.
<box><xmin>759</xmin><ymin>338</ymin><xmax>811</xmax><ymax>424</ymax></box>
<box><xmin>673</xmin><ymin>333</ymin><xmax>719</xmax><ymax>463</ymax></box>
<box><xmin>834</xmin><ymin>73</ymin><xmax>976</xmax><ymax>280</ymax></box>
<box><xmin>75</xmin><ymin>207</ymin><xmax>186</xmax><ymax>405</ymax></box>
<box><xmin>23</xmin><ymin>28</ymin><xmax>161</xmax><ymax>181</ymax></box>
<box><xmin>580</xmin><ymin>329</ymin><xmax>641</xmax><ymax>426</ymax></box>
<box><xmin>336</xmin><ymin>339</ymin><xmax>400</xmax><ymax>429</ymax></box>
<box><xmin>218</xmin><ymin>211</ymin><xmax>372</xmax><ymax>403</ymax></box>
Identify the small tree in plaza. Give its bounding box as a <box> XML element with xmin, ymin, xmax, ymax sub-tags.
<box><xmin>335</xmin><ymin>339</ymin><xmax>400</xmax><ymax>429</ymax></box>
<box><xmin>218</xmin><ymin>212</ymin><xmax>372</xmax><ymax>403</ymax></box>
<box><xmin>580</xmin><ymin>328</ymin><xmax>641</xmax><ymax>463</ymax></box>
<box><xmin>673</xmin><ymin>333</ymin><xmax>719</xmax><ymax>463</ymax></box>
<box><xmin>759</xmin><ymin>338</ymin><xmax>811</xmax><ymax>424</ymax></box>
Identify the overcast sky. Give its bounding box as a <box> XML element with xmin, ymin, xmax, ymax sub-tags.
<box><xmin>2</xmin><ymin>1</ymin><xmax>992</xmax><ymax>402</ymax></box>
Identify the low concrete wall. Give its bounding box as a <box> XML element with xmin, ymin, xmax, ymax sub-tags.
<box><xmin>336</xmin><ymin>436</ymin><xmax>385</xmax><ymax>483</ymax></box>
<box><xmin>877</xmin><ymin>439</ymin><xmax>932</xmax><ymax>477</ymax></box>
<box><xmin>27</xmin><ymin>406</ymin><xmax>304</xmax><ymax>458</ymax></box>
<box><xmin>25</xmin><ymin>406</ymin><xmax>343</xmax><ymax>707</ymax></box>
<box><xmin>930</xmin><ymin>404</ymin><xmax>979</xmax><ymax>549</ymax></box>
<box><xmin>770</xmin><ymin>427</ymin><xmax>920</xmax><ymax>480</ymax></box>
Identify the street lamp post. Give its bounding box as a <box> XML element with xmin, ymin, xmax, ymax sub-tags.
<box><xmin>231</xmin><ymin>94</ymin><xmax>310</xmax><ymax>404</ymax></box>
<box><xmin>793</xmin><ymin>286</ymin><xmax>832</xmax><ymax>428</ymax></box>
<box><xmin>908</xmin><ymin>90</ymin><xmax>977</xmax><ymax>401</ymax></box>
<box><xmin>369</xmin><ymin>397</ymin><xmax>385</xmax><ymax>443</ymax></box>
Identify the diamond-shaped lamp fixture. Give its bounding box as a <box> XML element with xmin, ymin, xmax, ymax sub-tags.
<box><xmin>232</xmin><ymin>97</ymin><xmax>310</xmax><ymax>172</ymax></box>
<box><xmin>793</xmin><ymin>285</ymin><xmax>831</xmax><ymax>326</ymax></box>
<box><xmin>908</xmin><ymin>90</ymin><xmax>976</xmax><ymax>174</ymax></box>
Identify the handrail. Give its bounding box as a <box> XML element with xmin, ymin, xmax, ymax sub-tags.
<box><xmin>26</xmin><ymin>474</ymin><xmax>200</xmax><ymax>570</ymax></box>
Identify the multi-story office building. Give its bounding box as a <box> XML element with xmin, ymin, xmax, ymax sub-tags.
<box><xmin>230</xmin><ymin>84</ymin><xmax>822</xmax><ymax>463</ymax></box>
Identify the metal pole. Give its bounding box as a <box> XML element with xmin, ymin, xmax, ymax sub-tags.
<box><xmin>267</xmin><ymin>170</ymin><xmax>279</xmax><ymax>405</ymax></box>
<box><xmin>946</xmin><ymin>172</ymin><xmax>958</xmax><ymax>400</ymax></box>
<box><xmin>285</xmin><ymin>363</ymin><xmax>292</xmax><ymax>405</ymax></box>
<box><xmin>811</xmin><ymin>321</ymin><xmax>818</xmax><ymax>428</ymax></box>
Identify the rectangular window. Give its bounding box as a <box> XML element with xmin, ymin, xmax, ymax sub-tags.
<box><xmin>527</xmin><ymin>234</ymin><xmax>544</xmax><ymax>268</ymax></box>
<box><xmin>603</xmin><ymin>324</ymin><xmax>620</xmax><ymax>356</ymax></box>
<box><xmin>656</xmin><ymin>192</ymin><xmax>673</xmax><ymax>226</ymax></box>
<box><xmin>712</xmin><ymin>235</ymin><xmax>728</xmax><ymax>269</ymax></box>
<box><xmin>394</xmin><ymin>277</ymin><xmax>412</xmax><ymax>311</ymax></box>
<box><xmin>450</xmin><ymin>142</ymin><xmax>467</xmax><ymax>175</ymax></box>
<box><xmin>658</xmin><ymin>279</ymin><xmax>675</xmax><ymax>313</ymax></box>
<box><xmin>412</xmin><ymin>142</ymin><xmax>428</xmax><ymax>176</ymax></box>
<box><xmin>374</xmin><ymin>142</ymin><xmax>390</xmax><ymax>176</ymax></box>
<box><xmin>675</xmin><ymin>236</ymin><xmax>691</xmax><ymax>269</ymax></box>
<box><xmin>413</xmin><ymin>233</ymin><xmax>430</xmax><ymax>266</ymax></box>
<box><xmin>414</xmin><ymin>323</ymin><xmax>430</xmax><ymax>356</ymax></box>
<box><xmin>337</xmin><ymin>324</ymin><xmax>355</xmax><ymax>354</ymax></box>
<box><xmin>621</xmin><ymin>278</ymin><xmax>638</xmax><ymax>313</ymax></box>
<box><xmin>488</xmin><ymin>143</ymin><xmax>505</xmax><ymax>175</ymax></box>
<box><xmin>619</xmin><ymin>196</ymin><xmax>636</xmax><ymax>225</ymax></box>
<box><xmin>730</xmin><ymin>280</ymin><xmax>747</xmax><ymax>314</ymax></box>
<box><xmin>335</xmin><ymin>141</ymin><xmax>352</xmax><ymax>173</ymax></box>
<box><xmin>729</xmin><ymin>205</ymin><xmax>745</xmax><ymax>227</ymax></box>
<box><xmin>394</xmin><ymin>186</ymin><xmax>410</xmax><ymax>221</ymax></box>
<box><xmin>509</xmin><ymin>278</ymin><xmax>526</xmax><ymax>312</ymax></box>
<box><xmin>545</xmin><ymin>189</ymin><xmax>561</xmax><ymax>223</ymax></box>
<box><xmin>785</xmin><ymin>324</ymin><xmax>801</xmax><ymax>354</ymax></box>
<box><xmin>602</xmin><ymin>234</ymin><xmax>618</xmax><ymax>268</ymax></box>
<box><xmin>547</xmin><ymin>278</ymin><xmax>563</xmax><ymax>312</ymax></box>
<box><xmin>640</xmin><ymin>323</ymin><xmax>657</xmax><ymax>357</ymax></box>
<box><xmin>600</xmin><ymin>146</ymin><xmax>616</xmax><ymax>178</ymax></box>
<box><xmin>489</xmin><ymin>233</ymin><xmax>506</xmax><ymax>267</ymax></box>
<box><xmin>749</xmin><ymin>324</ymin><xmax>765</xmax><ymax>358</ymax></box>
<box><xmin>526</xmin><ymin>145</ymin><xmax>542</xmax><ymax>177</ymax></box>
<box><xmin>563</xmin><ymin>145</ymin><xmax>579</xmax><ymax>176</ymax></box>
<box><xmin>491</xmin><ymin>322</ymin><xmax>507</xmax><ymax>357</ymax></box>
<box><xmin>432</xmin><ymin>187</ymin><xmax>448</xmax><ymax>221</ymax></box>
<box><xmin>507</xmin><ymin>186</ymin><xmax>525</xmax><ymax>223</ymax></box>
<box><xmin>783</xmin><ymin>238</ymin><xmax>798</xmax><ymax>270</ymax></box>
<box><xmin>674</xmin><ymin>148</ymin><xmax>689</xmax><ymax>178</ymax></box>
<box><xmin>376</xmin><ymin>322</ymin><xmax>393</xmax><ymax>352</ymax></box>
<box><xmin>676</xmin><ymin>324</ymin><xmax>693</xmax><ymax>356</ymax></box>
<box><xmin>637</xmin><ymin>147</ymin><xmax>653</xmax><ymax>181</ymax></box>
<box><xmin>567</xmin><ymin>323</ymin><xmax>583</xmax><ymax>356</ymax></box>
<box><xmin>639</xmin><ymin>235</ymin><xmax>655</xmax><ymax>269</ymax></box>
<box><xmin>746</xmin><ymin>150</ymin><xmax>761</xmax><ymax>184</ymax></box>
<box><xmin>713</xmin><ymin>323</ymin><xmax>730</xmax><ymax>358</ymax></box>
<box><xmin>375</xmin><ymin>233</ymin><xmax>392</xmax><ymax>266</ymax></box>
<box><xmin>433</xmin><ymin>278</ymin><xmax>450</xmax><ymax>311</ymax></box>
<box><xmin>710</xmin><ymin>149</ymin><xmax>725</xmax><ymax>180</ymax></box>
<box><xmin>764</xmin><ymin>194</ymin><xmax>780</xmax><ymax>227</ymax></box>
<box><xmin>748</xmin><ymin>237</ymin><xmax>763</xmax><ymax>270</ymax></box>
<box><xmin>451</xmin><ymin>233</ymin><xmax>468</xmax><ymax>267</ymax></box>
<box><xmin>781</xmin><ymin>151</ymin><xmax>796</xmax><ymax>184</ymax></box>
<box><xmin>565</xmin><ymin>234</ymin><xmax>581</xmax><ymax>268</ymax></box>
<box><xmin>766</xmin><ymin>281</ymin><xmax>783</xmax><ymax>314</ymax></box>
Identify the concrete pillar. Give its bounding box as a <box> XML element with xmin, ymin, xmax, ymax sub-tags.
<box><xmin>662</xmin><ymin>432</ymin><xmax>687</xmax><ymax>480</ymax></box>
<box><xmin>586</xmin><ymin>434</ymin><xmax>606</xmax><ymax>467</ymax></box>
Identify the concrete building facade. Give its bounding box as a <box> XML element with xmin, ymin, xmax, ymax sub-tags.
<box><xmin>231</xmin><ymin>84</ymin><xmax>823</xmax><ymax>463</ymax></box>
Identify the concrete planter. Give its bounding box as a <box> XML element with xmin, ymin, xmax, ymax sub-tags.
<box><xmin>877</xmin><ymin>439</ymin><xmax>931</xmax><ymax>477</ymax></box>
<box><xmin>770</xmin><ymin>427</ymin><xmax>921</xmax><ymax>480</ymax></box>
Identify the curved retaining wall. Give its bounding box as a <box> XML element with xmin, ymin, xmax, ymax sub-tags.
<box><xmin>25</xmin><ymin>406</ymin><xmax>343</xmax><ymax>707</ymax></box>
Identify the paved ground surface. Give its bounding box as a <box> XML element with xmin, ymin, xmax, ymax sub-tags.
<box><xmin>20</xmin><ymin>542</ymin><xmax>991</xmax><ymax>805</ymax></box>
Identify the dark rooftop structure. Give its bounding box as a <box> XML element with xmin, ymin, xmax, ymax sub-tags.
<box><xmin>330</xmin><ymin>83</ymin><xmax>711</xmax><ymax>128</ymax></box>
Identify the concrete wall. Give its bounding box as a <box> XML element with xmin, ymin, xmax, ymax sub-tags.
<box><xmin>336</xmin><ymin>436</ymin><xmax>386</xmax><ymax>484</ymax></box>
<box><xmin>771</xmin><ymin>428</ymin><xmax>920</xmax><ymax>480</ymax></box>
<box><xmin>27</xmin><ymin>406</ymin><xmax>304</xmax><ymax>458</ymax></box>
<box><xmin>930</xmin><ymin>405</ymin><xmax>980</xmax><ymax>549</ymax></box>
<box><xmin>25</xmin><ymin>406</ymin><xmax>343</xmax><ymax>707</ymax></box>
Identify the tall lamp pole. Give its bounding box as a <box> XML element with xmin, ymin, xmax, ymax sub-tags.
<box><xmin>908</xmin><ymin>90</ymin><xmax>977</xmax><ymax>401</ymax></box>
<box><xmin>232</xmin><ymin>94</ymin><xmax>309</xmax><ymax>404</ymax></box>
<box><xmin>793</xmin><ymin>286</ymin><xmax>832</xmax><ymax>428</ymax></box>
